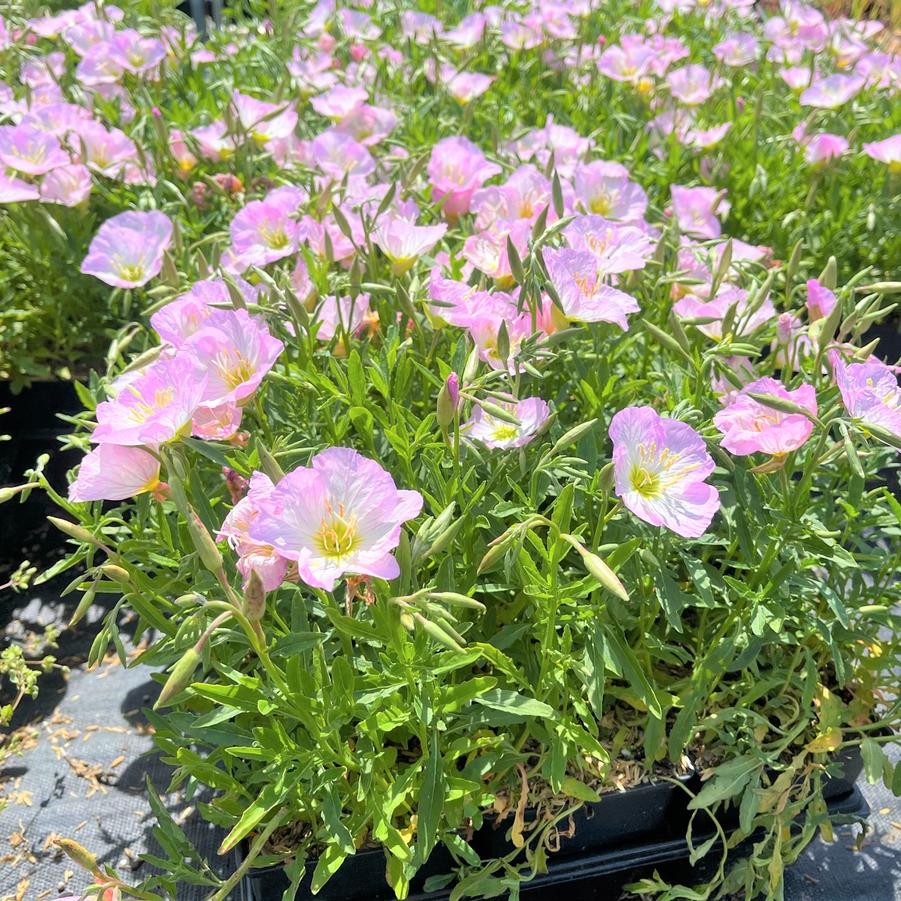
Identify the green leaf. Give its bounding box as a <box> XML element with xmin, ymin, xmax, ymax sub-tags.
<box><xmin>474</xmin><ymin>689</ymin><xmax>554</xmax><ymax>719</ymax></box>
<box><xmin>604</xmin><ymin>627</ymin><xmax>663</xmax><ymax>718</ymax></box>
<box><xmin>311</xmin><ymin>842</ymin><xmax>347</xmax><ymax>894</ymax></box>
<box><xmin>416</xmin><ymin>730</ymin><xmax>445</xmax><ymax>866</ymax></box>
<box><xmin>561</xmin><ymin>775</ymin><xmax>601</xmax><ymax>803</ymax></box>
<box><xmin>860</xmin><ymin>738</ymin><xmax>884</xmax><ymax>784</ymax></box>
<box><xmin>688</xmin><ymin>755</ymin><xmax>763</xmax><ymax>810</ymax></box>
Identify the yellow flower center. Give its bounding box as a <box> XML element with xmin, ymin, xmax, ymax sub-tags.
<box><xmin>259</xmin><ymin>225</ymin><xmax>289</xmax><ymax>249</ymax></box>
<box><xmin>116</xmin><ymin>262</ymin><xmax>146</xmax><ymax>282</ymax></box>
<box><xmin>314</xmin><ymin>509</ymin><xmax>359</xmax><ymax>558</ymax></box>
<box><xmin>589</xmin><ymin>194</ymin><xmax>612</xmax><ymax>215</ymax></box>
<box><xmin>629</xmin><ymin>465</ymin><xmax>660</xmax><ymax>498</ymax></box>
<box><xmin>492</xmin><ymin>424</ymin><xmax>519</xmax><ymax>442</ymax></box>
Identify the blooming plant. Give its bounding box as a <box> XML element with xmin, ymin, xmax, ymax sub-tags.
<box><xmin>2</xmin><ymin>1</ymin><xmax>901</xmax><ymax>900</ymax></box>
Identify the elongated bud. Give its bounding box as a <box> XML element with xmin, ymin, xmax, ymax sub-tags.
<box><xmin>154</xmin><ymin>647</ymin><xmax>202</xmax><ymax>709</ymax></box>
<box><xmin>710</xmin><ymin>239</ymin><xmax>732</xmax><ymax>295</ymax></box>
<box><xmin>506</xmin><ymin>236</ymin><xmax>525</xmax><ymax>285</ymax></box>
<box><xmin>551</xmin><ymin>170</ymin><xmax>564</xmax><ymax>218</ymax></box>
<box><xmin>477</xmin><ymin>398</ymin><xmax>521</xmax><ymax>425</ymax></box>
<box><xmin>436</xmin><ymin>373</ymin><xmax>460</xmax><ymax>429</ymax></box>
<box><xmin>548</xmin><ymin>419</ymin><xmax>596</xmax><ymax>458</ymax></box>
<box><xmin>463</xmin><ymin>345</ymin><xmax>480</xmax><ymax>384</ymax></box>
<box><xmin>477</xmin><ymin>539</ymin><xmax>511</xmax><ymax>574</ymax></box>
<box><xmin>427</xmin><ymin>591</ymin><xmax>486</xmax><ymax>612</ymax></box>
<box><xmin>243</xmin><ymin>569</ymin><xmax>266</xmax><ymax>622</ymax></box>
<box><xmin>413</xmin><ymin>612</ymin><xmax>465</xmax><ymax>652</ymax></box>
<box><xmin>561</xmin><ymin>534</ymin><xmax>629</xmax><ymax>601</ymax></box>
<box><xmin>47</xmin><ymin>517</ymin><xmax>106</xmax><ymax>548</ymax></box>
<box><xmin>496</xmin><ymin>319</ymin><xmax>510</xmax><ymax>362</ymax></box>
<box><xmin>69</xmin><ymin>580</ymin><xmax>98</xmax><ymax>627</ymax></box>
<box><xmin>819</xmin><ymin>256</ymin><xmax>837</xmax><ymax>290</ymax></box>
<box><xmin>55</xmin><ymin>838</ymin><xmax>99</xmax><ymax>875</ymax></box>
<box><xmin>100</xmin><ymin>563</ymin><xmax>131</xmax><ymax>585</ymax></box>
<box><xmin>257</xmin><ymin>443</ymin><xmax>285</xmax><ymax>482</ymax></box>
<box><xmin>785</xmin><ymin>239</ymin><xmax>803</xmax><ymax>288</ymax></box>
<box><xmin>0</xmin><ymin>484</ymin><xmax>26</xmax><ymax>504</ymax></box>
<box><xmin>641</xmin><ymin>319</ymin><xmax>695</xmax><ymax>368</ymax></box>
<box><xmin>186</xmin><ymin>507</ymin><xmax>224</xmax><ymax>574</ymax></box>
<box><xmin>598</xmin><ymin>461</ymin><xmax>615</xmax><ymax>493</ymax></box>
<box><xmin>858</xmin><ymin>282</ymin><xmax>901</xmax><ymax>295</ymax></box>
<box><xmin>747</xmin><ymin>392</ymin><xmax>820</xmax><ymax>425</ymax></box>
<box><xmin>423</xmin><ymin>517</ymin><xmax>464</xmax><ymax>560</ymax></box>
<box><xmin>864</xmin><ymin>422</ymin><xmax>901</xmax><ymax>452</ymax></box>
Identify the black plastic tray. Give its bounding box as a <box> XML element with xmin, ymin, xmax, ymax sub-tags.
<box><xmin>238</xmin><ymin>758</ymin><xmax>868</xmax><ymax>901</ymax></box>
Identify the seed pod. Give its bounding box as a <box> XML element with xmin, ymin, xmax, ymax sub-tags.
<box><xmin>154</xmin><ymin>646</ymin><xmax>202</xmax><ymax>709</ymax></box>
<box><xmin>55</xmin><ymin>838</ymin><xmax>98</xmax><ymax>875</ymax></box>
<box><xmin>243</xmin><ymin>570</ymin><xmax>266</xmax><ymax>622</ymax></box>
<box><xmin>186</xmin><ymin>507</ymin><xmax>224</xmax><ymax>575</ymax></box>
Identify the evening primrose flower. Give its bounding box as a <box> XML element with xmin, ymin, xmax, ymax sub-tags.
<box><xmin>231</xmin><ymin>90</ymin><xmax>298</xmax><ymax>144</ymax></box>
<box><xmin>69</xmin><ymin>444</ymin><xmax>161</xmax><ymax>502</ymax></box>
<box><xmin>572</xmin><ymin>161</ymin><xmax>648</xmax><ymax>221</ymax></box>
<box><xmin>0</xmin><ymin>173</ymin><xmax>40</xmax><ymax>203</ymax></box>
<box><xmin>427</xmin><ymin>136</ymin><xmax>501</xmax><ymax>220</ymax></box>
<box><xmin>229</xmin><ymin>187</ymin><xmax>304</xmax><ymax>269</ymax></box>
<box><xmin>218</xmin><ymin>472</ymin><xmax>288</xmax><ymax>591</ymax></box>
<box><xmin>800</xmin><ymin>73</ymin><xmax>865</xmax><ymax>108</ymax></box>
<box><xmin>862</xmin><ymin>135</ymin><xmax>901</xmax><ymax>172</ymax></box>
<box><xmin>250</xmin><ymin>447</ymin><xmax>423</xmax><ymax>591</ymax></box>
<box><xmin>373</xmin><ymin>217</ymin><xmax>447</xmax><ymax>274</ymax></box>
<box><xmin>185</xmin><ymin>309</ymin><xmax>284</xmax><ymax>406</ymax></box>
<box><xmin>40</xmin><ymin>163</ymin><xmax>91</xmax><ymax>206</ymax></box>
<box><xmin>80</xmin><ymin>210</ymin><xmax>173</xmax><ymax>288</ymax></box>
<box><xmin>670</xmin><ymin>185</ymin><xmax>729</xmax><ymax>239</ymax></box>
<box><xmin>667</xmin><ymin>64</ymin><xmax>720</xmax><ymax>106</ymax></box>
<box><xmin>609</xmin><ymin>406</ymin><xmax>720</xmax><ymax>539</ymax></box>
<box><xmin>92</xmin><ymin>353</ymin><xmax>207</xmax><ymax>446</ymax></box>
<box><xmin>0</xmin><ymin>123</ymin><xmax>70</xmax><ymax>175</ymax></box>
<box><xmin>806</xmin><ymin>279</ymin><xmax>836</xmax><ymax>321</ymax></box>
<box><xmin>713</xmin><ymin>377</ymin><xmax>817</xmax><ymax>456</ymax></box>
<box><xmin>830</xmin><ymin>351</ymin><xmax>901</xmax><ymax>443</ymax></box>
<box><xmin>463</xmin><ymin>397</ymin><xmax>550</xmax><ymax>449</ymax></box>
<box><xmin>544</xmin><ymin>248</ymin><xmax>640</xmax><ymax>330</ymax></box>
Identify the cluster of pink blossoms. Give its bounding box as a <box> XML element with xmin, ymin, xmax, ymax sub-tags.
<box><xmin>68</xmin><ymin>281</ymin><xmax>284</xmax><ymax>503</ymax></box>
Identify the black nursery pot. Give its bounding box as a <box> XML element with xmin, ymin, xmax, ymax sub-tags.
<box><xmin>239</xmin><ymin>750</ymin><xmax>866</xmax><ymax>901</ymax></box>
<box><xmin>0</xmin><ymin>379</ymin><xmax>81</xmax><ymax>556</ymax></box>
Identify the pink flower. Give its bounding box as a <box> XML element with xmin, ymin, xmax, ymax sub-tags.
<box><xmin>250</xmin><ymin>447</ymin><xmax>423</xmax><ymax>590</ymax></box>
<box><xmin>80</xmin><ymin>210</ymin><xmax>173</xmax><ymax>288</ymax></box>
<box><xmin>72</xmin><ymin>121</ymin><xmax>138</xmax><ymax>178</ymax></box>
<box><xmin>667</xmin><ymin>64</ymin><xmax>720</xmax><ymax>106</ymax></box>
<box><xmin>310</xmin><ymin>85</ymin><xmax>368</xmax><ymax>119</ymax></box>
<box><xmin>470</xmin><ymin>165</ymin><xmax>553</xmax><ymax>229</ymax></box>
<box><xmin>462</xmin><ymin>220</ymin><xmax>530</xmax><ymax>285</ymax></box>
<box><xmin>69</xmin><ymin>444</ymin><xmax>161</xmax><ymax>502</ymax></box>
<box><xmin>863</xmin><ymin>135</ymin><xmax>901</xmax><ymax>172</ymax></box>
<box><xmin>333</xmin><ymin>103</ymin><xmax>397</xmax><ymax>146</ymax></box>
<box><xmin>310</xmin><ymin>129</ymin><xmax>374</xmax><ymax>180</ymax></box>
<box><xmin>231</xmin><ymin>90</ymin><xmax>297</xmax><ymax>144</ymax></box>
<box><xmin>671</xmin><ymin>185</ymin><xmax>729</xmax><ymax>239</ymax></box>
<box><xmin>609</xmin><ymin>406</ymin><xmax>720</xmax><ymax>539</ymax></box>
<box><xmin>185</xmin><ymin>309</ymin><xmax>284</xmax><ymax>406</ymax></box>
<box><xmin>0</xmin><ymin>173</ymin><xmax>40</xmax><ymax>203</ymax></box>
<box><xmin>446</xmin><ymin>71</ymin><xmax>494</xmax><ymax>104</ymax></box>
<box><xmin>39</xmin><ymin>163</ymin><xmax>91</xmax><ymax>206</ymax></box>
<box><xmin>218</xmin><ymin>472</ymin><xmax>288</xmax><ymax>591</ymax></box>
<box><xmin>192</xmin><ymin>121</ymin><xmax>236</xmax><ymax>160</ymax></box>
<box><xmin>92</xmin><ymin>354</ymin><xmax>207</xmax><ymax>446</ymax></box>
<box><xmin>714</xmin><ymin>377</ymin><xmax>817</xmax><ymax>456</ymax></box>
<box><xmin>802</xmin><ymin>133</ymin><xmax>848</xmax><ymax>166</ymax></box>
<box><xmin>428</xmin><ymin>136</ymin><xmax>501</xmax><ymax>220</ymax></box>
<box><xmin>562</xmin><ymin>216</ymin><xmax>656</xmax><ymax>274</ymax></box>
<box><xmin>597</xmin><ymin>43</ymin><xmax>655</xmax><ymax>83</ymax></box>
<box><xmin>572</xmin><ymin>161</ymin><xmax>648</xmax><ymax>221</ymax></box>
<box><xmin>0</xmin><ymin>123</ymin><xmax>69</xmax><ymax>175</ymax></box>
<box><xmin>373</xmin><ymin>217</ymin><xmax>446</xmax><ymax>274</ymax></box>
<box><xmin>544</xmin><ymin>248</ymin><xmax>640</xmax><ymax>330</ymax></box>
<box><xmin>463</xmin><ymin>397</ymin><xmax>550</xmax><ymax>449</ymax></box>
<box><xmin>830</xmin><ymin>351</ymin><xmax>901</xmax><ymax>443</ymax></box>
<box><xmin>674</xmin><ymin>285</ymin><xmax>775</xmax><ymax>341</ymax></box>
<box><xmin>192</xmin><ymin>401</ymin><xmax>243</xmax><ymax>441</ymax></box>
<box><xmin>713</xmin><ymin>33</ymin><xmax>758</xmax><ymax>66</ymax></box>
<box><xmin>109</xmin><ymin>29</ymin><xmax>166</xmax><ymax>74</ymax></box>
<box><xmin>313</xmin><ymin>294</ymin><xmax>373</xmax><ymax>341</ymax></box>
<box><xmin>800</xmin><ymin>74</ymin><xmax>865</xmax><ymax>109</ymax></box>
<box><xmin>229</xmin><ymin>187</ymin><xmax>304</xmax><ymax>269</ymax></box>
<box><xmin>806</xmin><ymin>279</ymin><xmax>836</xmax><ymax>321</ymax></box>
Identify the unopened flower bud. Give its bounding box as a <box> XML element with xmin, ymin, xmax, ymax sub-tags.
<box><xmin>154</xmin><ymin>646</ymin><xmax>202</xmax><ymax>709</ymax></box>
<box><xmin>186</xmin><ymin>507</ymin><xmax>224</xmax><ymax>574</ymax></box>
<box><xmin>100</xmin><ymin>564</ymin><xmax>131</xmax><ymax>585</ymax></box>
<box><xmin>243</xmin><ymin>570</ymin><xmax>266</xmax><ymax>622</ymax></box>
<box><xmin>55</xmin><ymin>838</ymin><xmax>99</xmax><ymax>875</ymax></box>
<box><xmin>436</xmin><ymin>373</ymin><xmax>460</xmax><ymax>429</ymax></box>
